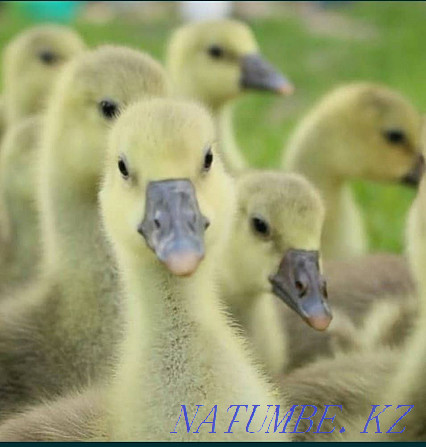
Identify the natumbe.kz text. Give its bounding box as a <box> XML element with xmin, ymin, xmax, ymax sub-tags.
<box><xmin>170</xmin><ymin>404</ymin><xmax>414</xmax><ymax>435</ymax></box>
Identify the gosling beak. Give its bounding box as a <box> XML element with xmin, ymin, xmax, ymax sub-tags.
<box><xmin>269</xmin><ymin>249</ymin><xmax>332</xmax><ymax>331</ymax></box>
<box><xmin>138</xmin><ymin>179</ymin><xmax>209</xmax><ymax>277</ymax></box>
<box><xmin>401</xmin><ymin>154</ymin><xmax>425</xmax><ymax>188</ymax></box>
<box><xmin>240</xmin><ymin>54</ymin><xmax>294</xmax><ymax>95</ymax></box>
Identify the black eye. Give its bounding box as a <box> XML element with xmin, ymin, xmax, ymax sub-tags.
<box><xmin>99</xmin><ymin>99</ymin><xmax>119</xmax><ymax>120</ymax></box>
<box><xmin>251</xmin><ymin>216</ymin><xmax>271</xmax><ymax>238</ymax></box>
<box><xmin>203</xmin><ymin>148</ymin><xmax>213</xmax><ymax>171</ymax></box>
<box><xmin>207</xmin><ymin>45</ymin><xmax>224</xmax><ymax>59</ymax></box>
<box><xmin>384</xmin><ymin>129</ymin><xmax>406</xmax><ymax>145</ymax></box>
<box><xmin>118</xmin><ymin>156</ymin><xmax>129</xmax><ymax>179</ymax></box>
<box><xmin>38</xmin><ymin>50</ymin><xmax>59</xmax><ymax>65</ymax></box>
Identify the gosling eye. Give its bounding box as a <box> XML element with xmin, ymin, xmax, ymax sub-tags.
<box><xmin>99</xmin><ymin>99</ymin><xmax>119</xmax><ymax>120</ymax></box>
<box><xmin>207</xmin><ymin>45</ymin><xmax>224</xmax><ymax>59</ymax></box>
<box><xmin>38</xmin><ymin>50</ymin><xmax>59</xmax><ymax>65</ymax></box>
<box><xmin>383</xmin><ymin>129</ymin><xmax>406</xmax><ymax>145</ymax></box>
<box><xmin>251</xmin><ymin>215</ymin><xmax>271</xmax><ymax>238</ymax></box>
<box><xmin>203</xmin><ymin>148</ymin><xmax>214</xmax><ymax>172</ymax></box>
<box><xmin>118</xmin><ymin>156</ymin><xmax>129</xmax><ymax>179</ymax></box>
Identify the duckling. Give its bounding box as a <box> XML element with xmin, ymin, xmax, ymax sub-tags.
<box><xmin>219</xmin><ymin>170</ymin><xmax>330</xmax><ymax>375</ymax></box>
<box><xmin>166</xmin><ymin>19</ymin><xmax>293</xmax><ymax>173</ymax></box>
<box><xmin>0</xmin><ymin>115</ymin><xmax>43</xmax><ymax>292</ymax></box>
<box><xmin>283</xmin><ymin>82</ymin><xmax>423</xmax><ymax>259</ymax></box>
<box><xmin>0</xmin><ymin>98</ymin><xmax>288</xmax><ymax>441</ymax></box>
<box><xmin>2</xmin><ymin>25</ymin><xmax>86</xmax><ymax>128</ymax></box>
<box><xmin>0</xmin><ymin>46</ymin><xmax>169</xmax><ymax>417</ymax></box>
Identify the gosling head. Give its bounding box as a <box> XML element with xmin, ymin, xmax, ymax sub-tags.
<box><xmin>100</xmin><ymin>98</ymin><xmax>234</xmax><ymax>277</ymax></box>
<box><xmin>232</xmin><ymin>171</ymin><xmax>331</xmax><ymax>330</ymax></box>
<box><xmin>44</xmin><ymin>45</ymin><xmax>169</xmax><ymax>192</ymax></box>
<box><xmin>316</xmin><ymin>83</ymin><xmax>423</xmax><ymax>186</ymax></box>
<box><xmin>3</xmin><ymin>25</ymin><xmax>86</xmax><ymax>124</ymax></box>
<box><xmin>166</xmin><ymin>19</ymin><xmax>293</xmax><ymax>110</ymax></box>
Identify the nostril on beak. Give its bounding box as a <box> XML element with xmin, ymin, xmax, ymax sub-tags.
<box><xmin>154</xmin><ymin>218</ymin><xmax>161</xmax><ymax>229</ymax></box>
<box><xmin>295</xmin><ymin>280</ymin><xmax>308</xmax><ymax>298</ymax></box>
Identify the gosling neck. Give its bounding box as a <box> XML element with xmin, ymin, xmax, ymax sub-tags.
<box><xmin>286</xmin><ymin>108</ymin><xmax>349</xmax><ymax>195</ymax></box>
<box><xmin>38</xmin><ymin>125</ymin><xmax>116</xmax><ymax>299</ymax></box>
<box><xmin>108</xmin><ymin>252</ymin><xmax>223</xmax><ymax>439</ymax></box>
<box><xmin>289</xmin><ymin>137</ymin><xmax>354</xmax><ymax>216</ymax></box>
<box><xmin>292</xmin><ymin>144</ymin><xmax>344</xmax><ymax>195</ymax></box>
<box><xmin>219</xmin><ymin>268</ymin><xmax>266</xmax><ymax>315</ymax></box>
<box><xmin>123</xmin><ymin>250</ymin><xmax>219</xmax><ymax>323</ymax></box>
<box><xmin>107</xmin><ymin>246</ymin><xmax>281</xmax><ymax>441</ymax></box>
<box><xmin>118</xmin><ymin>250</ymin><xmax>221</xmax><ymax>369</ymax></box>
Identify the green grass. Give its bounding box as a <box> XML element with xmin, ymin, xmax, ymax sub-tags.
<box><xmin>1</xmin><ymin>1</ymin><xmax>425</xmax><ymax>253</ymax></box>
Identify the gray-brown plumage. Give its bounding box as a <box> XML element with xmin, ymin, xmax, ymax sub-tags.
<box><xmin>0</xmin><ymin>46</ymin><xmax>168</xmax><ymax>419</ymax></box>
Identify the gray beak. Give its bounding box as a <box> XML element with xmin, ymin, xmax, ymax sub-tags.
<box><xmin>240</xmin><ymin>54</ymin><xmax>294</xmax><ymax>95</ymax></box>
<box><xmin>138</xmin><ymin>179</ymin><xmax>209</xmax><ymax>277</ymax></box>
<box><xmin>401</xmin><ymin>154</ymin><xmax>424</xmax><ymax>188</ymax></box>
<box><xmin>269</xmin><ymin>249</ymin><xmax>332</xmax><ymax>331</ymax></box>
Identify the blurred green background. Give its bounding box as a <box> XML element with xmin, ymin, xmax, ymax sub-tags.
<box><xmin>0</xmin><ymin>1</ymin><xmax>424</xmax><ymax>253</ymax></box>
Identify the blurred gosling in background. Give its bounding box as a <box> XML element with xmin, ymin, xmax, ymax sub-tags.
<box><xmin>355</xmin><ymin>120</ymin><xmax>426</xmax><ymax>440</ymax></box>
<box><xmin>166</xmin><ymin>19</ymin><xmax>293</xmax><ymax>173</ymax></box>
<box><xmin>1</xmin><ymin>25</ymin><xmax>86</xmax><ymax>130</ymax></box>
<box><xmin>283</xmin><ymin>82</ymin><xmax>422</xmax><ymax>260</ymax></box>
<box><xmin>0</xmin><ymin>26</ymin><xmax>86</xmax><ymax>293</ymax></box>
